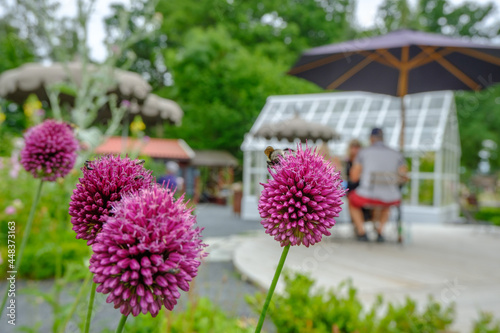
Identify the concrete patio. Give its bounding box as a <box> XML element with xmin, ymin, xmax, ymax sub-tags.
<box><xmin>233</xmin><ymin>222</ymin><xmax>500</xmax><ymax>332</ymax></box>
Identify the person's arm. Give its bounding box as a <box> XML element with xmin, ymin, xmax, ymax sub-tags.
<box><xmin>350</xmin><ymin>163</ymin><xmax>362</xmax><ymax>183</ymax></box>
<box><xmin>398</xmin><ymin>165</ymin><xmax>409</xmax><ymax>183</ymax></box>
<box><xmin>349</xmin><ymin>150</ymin><xmax>363</xmax><ymax>183</ymax></box>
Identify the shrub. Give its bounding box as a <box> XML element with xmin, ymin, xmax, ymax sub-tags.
<box><xmin>0</xmin><ymin>167</ymin><xmax>89</xmax><ymax>279</ymax></box>
<box><xmin>473</xmin><ymin>312</ymin><xmax>500</xmax><ymax>333</ymax></box>
<box><xmin>247</xmin><ymin>272</ymin><xmax>455</xmax><ymax>333</ymax></box>
<box><xmin>475</xmin><ymin>207</ymin><xmax>500</xmax><ymax>226</ymax></box>
<box><xmin>100</xmin><ymin>297</ymin><xmax>255</xmax><ymax>333</ymax></box>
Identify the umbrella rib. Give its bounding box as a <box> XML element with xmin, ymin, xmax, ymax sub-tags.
<box><xmin>408</xmin><ymin>47</ymin><xmax>454</xmax><ymax>69</ymax></box>
<box><xmin>288</xmin><ymin>53</ymin><xmax>353</xmax><ymax>75</ymax></box>
<box><xmin>450</xmin><ymin>47</ymin><xmax>500</xmax><ymax>66</ymax></box>
<box><xmin>359</xmin><ymin>51</ymin><xmax>398</xmax><ymax>68</ymax></box>
<box><xmin>419</xmin><ymin>46</ymin><xmax>482</xmax><ymax>90</ymax></box>
<box><xmin>375</xmin><ymin>49</ymin><xmax>402</xmax><ymax>68</ymax></box>
<box><xmin>326</xmin><ymin>53</ymin><xmax>380</xmax><ymax>90</ymax></box>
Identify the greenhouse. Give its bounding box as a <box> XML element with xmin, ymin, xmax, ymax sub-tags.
<box><xmin>241</xmin><ymin>91</ymin><xmax>460</xmax><ymax>223</ymax></box>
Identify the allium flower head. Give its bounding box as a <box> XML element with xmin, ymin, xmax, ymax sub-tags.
<box><xmin>69</xmin><ymin>155</ymin><xmax>152</xmax><ymax>245</ymax></box>
<box><xmin>20</xmin><ymin>119</ymin><xmax>78</xmax><ymax>181</ymax></box>
<box><xmin>90</xmin><ymin>185</ymin><xmax>207</xmax><ymax>317</ymax></box>
<box><xmin>258</xmin><ymin>144</ymin><xmax>345</xmax><ymax>247</ymax></box>
<box><xmin>4</xmin><ymin>206</ymin><xmax>16</xmax><ymax>215</ymax></box>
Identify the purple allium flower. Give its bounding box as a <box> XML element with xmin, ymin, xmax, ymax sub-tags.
<box><xmin>20</xmin><ymin>119</ymin><xmax>78</xmax><ymax>181</ymax></box>
<box><xmin>89</xmin><ymin>184</ymin><xmax>207</xmax><ymax>317</ymax></box>
<box><xmin>120</xmin><ymin>99</ymin><xmax>131</xmax><ymax>108</ymax></box>
<box><xmin>36</xmin><ymin>109</ymin><xmax>45</xmax><ymax>117</ymax></box>
<box><xmin>9</xmin><ymin>151</ymin><xmax>20</xmax><ymax>179</ymax></box>
<box><xmin>4</xmin><ymin>206</ymin><xmax>16</xmax><ymax>215</ymax></box>
<box><xmin>69</xmin><ymin>155</ymin><xmax>153</xmax><ymax>245</ymax></box>
<box><xmin>258</xmin><ymin>144</ymin><xmax>346</xmax><ymax>247</ymax></box>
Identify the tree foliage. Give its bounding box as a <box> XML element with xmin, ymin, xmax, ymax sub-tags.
<box><xmin>373</xmin><ymin>0</ymin><xmax>499</xmax><ymax>38</ymax></box>
<box><xmin>0</xmin><ymin>22</ymin><xmax>35</xmax><ymax>73</ymax></box>
<box><xmin>1</xmin><ymin>0</ymin><xmax>499</xmax><ymax>173</ymax></box>
<box><xmin>456</xmin><ymin>85</ymin><xmax>500</xmax><ymax>172</ymax></box>
<box><xmin>158</xmin><ymin>26</ymin><xmax>321</xmax><ymax>157</ymax></box>
<box><xmin>106</xmin><ymin>0</ymin><xmax>355</xmax><ymax>157</ymax></box>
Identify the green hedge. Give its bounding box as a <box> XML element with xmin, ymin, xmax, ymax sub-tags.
<box><xmin>0</xmin><ymin>167</ymin><xmax>89</xmax><ymax>279</ymax></box>
<box><xmin>248</xmin><ymin>272</ymin><xmax>499</xmax><ymax>333</ymax></box>
<box><xmin>475</xmin><ymin>207</ymin><xmax>500</xmax><ymax>226</ymax></box>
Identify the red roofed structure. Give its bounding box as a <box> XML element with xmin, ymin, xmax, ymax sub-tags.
<box><xmin>95</xmin><ymin>137</ymin><xmax>195</xmax><ymax>161</ymax></box>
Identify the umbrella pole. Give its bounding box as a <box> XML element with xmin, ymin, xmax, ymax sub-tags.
<box><xmin>399</xmin><ymin>96</ymin><xmax>406</xmax><ymax>152</ymax></box>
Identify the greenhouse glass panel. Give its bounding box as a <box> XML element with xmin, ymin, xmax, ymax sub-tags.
<box><xmin>351</xmin><ymin>99</ymin><xmax>365</xmax><ymax>111</ymax></box>
<box><xmin>369</xmin><ymin>99</ymin><xmax>384</xmax><ymax>111</ymax></box>
<box><xmin>419</xmin><ymin>153</ymin><xmax>435</xmax><ymax>173</ymax></box>
<box><xmin>241</xmin><ymin>91</ymin><xmax>460</xmax><ymax>223</ymax></box>
<box><xmin>418</xmin><ymin>179</ymin><xmax>434</xmax><ymax>206</ymax></box>
<box><xmin>402</xmin><ymin>183</ymin><xmax>411</xmax><ymax>204</ymax></box>
<box><xmin>387</xmin><ymin>98</ymin><xmax>400</xmax><ymax>110</ymax></box>
<box><xmin>408</xmin><ymin>97</ymin><xmax>424</xmax><ymax>110</ymax></box>
<box><xmin>429</xmin><ymin>96</ymin><xmax>445</xmax><ymax>108</ymax></box>
<box><xmin>333</xmin><ymin>99</ymin><xmax>347</xmax><ymax>111</ymax></box>
<box><xmin>249</xmin><ymin>173</ymin><xmax>260</xmax><ymax>196</ymax></box>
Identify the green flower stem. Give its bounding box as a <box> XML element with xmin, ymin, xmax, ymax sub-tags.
<box><xmin>115</xmin><ymin>314</ymin><xmax>129</xmax><ymax>333</ymax></box>
<box><xmin>254</xmin><ymin>244</ymin><xmax>290</xmax><ymax>333</ymax></box>
<box><xmin>0</xmin><ymin>179</ymin><xmax>44</xmax><ymax>317</ymax></box>
<box><xmin>59</xmin><ymin>270</ymin><xmax>93</xmax><ymax>333</ymax></box>
<box><xmin>84</xmin><ymin>282</ymin><xmax>97</xmax><ymax>333</ymax></box>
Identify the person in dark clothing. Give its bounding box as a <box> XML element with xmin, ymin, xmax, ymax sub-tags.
<box><xmin>346</xmin><ymin>139</ymin><xmax>372</xmax><ymax>234</ymax></box>
<box><xmin>157</xmin><ymin>161</ymin><xmax>180</xmax><ymax>191</ymax></box>
<box><xmin>345</xmin><ymin>139</ymin><xmax>362</xmax><ymax>192</ymax></box>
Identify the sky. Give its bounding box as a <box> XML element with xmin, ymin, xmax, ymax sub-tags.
<box><xmin>53</xmin><ymin>0</ymin><xmax>499</xmax><ymax>61</ymax></box>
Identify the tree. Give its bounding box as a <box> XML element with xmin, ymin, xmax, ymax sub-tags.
<box><xmin>157</xmin><ymin>0</ymin><xmax>356</xmax><ymax>56</ymax></box>
<box><xmin>159</xmin><ymin>26</ymin><xmax>320</xmax><ymax>157</ymax></box>
<box><xmin>456</xmin><ymin>85</ymin><xmax>500</xmax><ymax>173</ymax></box>
<box><xmin>102</xmin><ymin>0</ymin><xmax>500</xmax><ymax>173</ymax></box>
<box><xmin>373</xmin><ymin>0</ymin><xmax>498</xmax><ymax>38</ymax></box>
<box><xmin>103</xmin><ymin>0</ymin><xmax>355</xmax><ymax>157</ymax></box>
<box><xmin>104</xmin><ymin>2</ymin><xmax>168</xmax><ymax>90</ymax></box>
<box><xmin>0</xmin><ymin>0</ymin><xmax>161</xmax><ymax>151</ymax></box>
<box><xmin>415</xmin><ymin>0</ymin><xmax>498</xmax><ymax>37</ymax></box>
<box><xmin>105</xmin><ymin>0</ymin><xmax>356</xmax><ymax>88</ymax></box>
<box><xmin>0</xmin><ymin>22</ymin><xmax>35</xmax><ymax>73</ymax></box>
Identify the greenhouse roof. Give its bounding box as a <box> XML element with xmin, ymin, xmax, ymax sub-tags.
<box><xmin>242</xmin><ymin>91</ymin><xmax>458</xmax><ymax>154</ymax></box>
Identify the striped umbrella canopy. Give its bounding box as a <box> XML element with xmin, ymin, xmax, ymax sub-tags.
<box><xmin>0</xmin><ymin>61</ymin><xmax>184</xmax><ymax>125</ymax></box>
<box><xmin>255</xmin><ymin>113</ymin><xmax>340</xmax><ymax>142</ymax></box>
<box><xmin>0</xmin><ymin>61</ymin><xmax>151</xmax><ymax>104</ymax></box>
<box><xmin>128</xmin><ymin>94</ymin><xmax>184</xmax><ymax>125</ymax></box>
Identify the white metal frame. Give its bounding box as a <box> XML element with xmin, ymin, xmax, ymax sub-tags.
<box><xmin>241</xmin><ymin>91</ymin><xmax>461</xmax><ymax>223</ymax></box>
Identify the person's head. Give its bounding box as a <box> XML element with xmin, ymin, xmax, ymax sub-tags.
<box><xmin>347</xmin><ymin>139</ymin><xmax>362</xmax><ymax>160</ymax></box>
<box><xmin>370</xmin><ymin>127</ymin><xmax>384</xmax><ymax>144</ymax></box>
<box><xmin>166</xmin><ymin>161</ymin><xmax>179</xmax><ymax>175</ymax></box>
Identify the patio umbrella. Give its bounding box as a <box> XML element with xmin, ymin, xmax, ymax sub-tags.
<box><xmin>0</xmin><ymin>61</ymin><xmax>151</xmax><ymax>105</ymax></box>
<box><xmin>255</xmin><ymin>113</ymin><xmax>340</xmax><ymax>142</ymax></box>
<box><xmin>288</xmin><ymin>29</ymin><xmax>500</xmax><ymax>150</ymax></box>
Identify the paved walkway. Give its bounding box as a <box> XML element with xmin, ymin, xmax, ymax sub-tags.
<box><xmin>0</xmin><ymin>204</ymin><xmax>263</xmax><ymax>332</ymax></box>
<box><xmin>195</xmin><ymin>203</ymin><xmax>262</xmax><ymax>237</ymax></box>
<box><xmin>233</xmin><ymin>223</ymin><xmax>500</xmax><ymax>332</ymax></box>
<box><xmin>2</xmin><ymin>203</ymin><xmax>499</xmax><ymax>332</ymax></box>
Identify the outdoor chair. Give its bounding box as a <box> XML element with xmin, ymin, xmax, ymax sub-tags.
<box><xmin>359</xmin><ymin>172</ymin><xmax>405</xmax><ymax>243</ymax></box>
